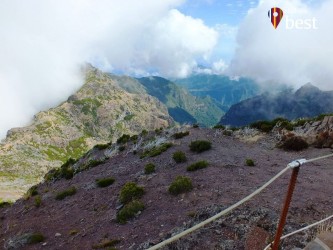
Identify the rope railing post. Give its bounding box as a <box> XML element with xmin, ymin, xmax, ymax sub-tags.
<box><xmin>271</xmin><ymin>162</ymin><xmax>301</xmax><ymax>250</ymax></box>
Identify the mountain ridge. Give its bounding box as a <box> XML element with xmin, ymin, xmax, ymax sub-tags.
<box><xmin>220</xmin><ymin>83</ymin><xmax>333</xmax><ymax>126</ymax></box>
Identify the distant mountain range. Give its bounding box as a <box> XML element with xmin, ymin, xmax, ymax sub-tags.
<box><xmin>220</xmin><ymin>83</ymin><xmax>333</xmax><ymax>126</ymax></box>
<box><xmin>174</xmin><ymin>74</ymin><xmax>260</xmax><ymax>110</ymax></box>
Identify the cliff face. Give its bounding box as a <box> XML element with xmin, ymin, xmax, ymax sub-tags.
<box><xmin>0</xmin><ymin>66</ymin><xmax>173</xmax><ymax>200</ymax></box>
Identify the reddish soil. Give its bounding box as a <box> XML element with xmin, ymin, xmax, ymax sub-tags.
<box><xmin>1</xmin><ymin>128</ymin><xmax>332</xmax><ymax>250</ymax></box>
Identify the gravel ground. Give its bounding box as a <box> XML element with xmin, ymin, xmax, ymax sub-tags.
<box><xmin>1</xmin><ymin>128</ymin><xmax>332</xmax><ymax>250</ymax></box>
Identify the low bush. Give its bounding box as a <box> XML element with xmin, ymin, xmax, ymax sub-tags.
<box><xmin>189</xmin><ymin>140</ymin><xmax>212</xmax><ymax>153</ymax></box>
<box><xmin>25</xmin><ymin>185</ymin><xmax>38</xmax><ymax>199</ymax></box>
<box><xmin>45</xmin><ymin>158</ymin><xmax>77</xmax><ymax>181</ymax></box>
<box><xmin>117</xmin><ymin>200</ymin><xmax>145</xmax><ymax>224</ymax></box>
<box><xmin>144</xmin><ymin>163</ymin><xmax>155</xmax><ymax>174</ymax></box>
<box><xmin>140</xmin><ymin>142</ymin><xmax>173</xmax><ymax>158</ymax></box>
<box><xmin>94</xmin><ymin>143</ymin><xmax>111</xmax><ymax>150</ymax></box>
<box><xmin>187</xmin><ymin>160</ymin><xmax>208</xmax><ymax>171</ymax></box>
<box><xmin>130</xmin><ymin>134</ymin><xmax>138</xmax><ymax>142</ymax></box>
<box><xmin>86</xmin><ymin>159</ymin><xmax>105</xmax><ymax>169</ymax></box>
<box><xmin>279</xmin><ymin>136</ymin><xmax>309</xmax><ymax>151</ymax></box>
<box><xmin>118</xmin><ymin>145</ymin><xmax>126</xmax><ymax>151</ymax></box>
<box><xmin>141</xmin><ymin>129</ymin><xmax>148</xmax><ymax>136</ymax></box>
<box><xmin>173</xmin><ymin>131</ymin><xmax>190</xmax><ymax>139</ymax></box>
<box><xmin>173</xmin><ymin>151</ymin><xmax>187</xmax><ymax>163</ymax></box>
<box><xmin>117</xmin><ymin>134</ymin><xmax>131</xmax><ymax>144</ymax></box>
<box><xmin>96</xmin><ymin>177</ymin><xmax>115</xmax><ymax>188</ymax></box>
<box><xmin>250</xmin><ymin>120</ymin><xmax>274</xmax><ymax>133</ymax></box>
<box><xmin>0</xmin><ymin>199</ymin><xmax>11</xmax><ymax>208</ymax></box>
<box><xmin>34</xmin><ymin>195</ymin><xmax>42</xmax><ymax>207</ymax></box>
<box><xmin>223</xmin><ymin>130</ymin><xmax>232</xmax><ymax>136</ymax></box>
<box><xmin>213</xmin><ymin>124</ymin><xmax>225</xmax><ymax>129</ymax></box>
<box><xmin>55</xmin><ymin>186</ymin><xmax>77</xmax><ymax>200</ymax></box>
<box><xmin>245</xmin><ymin>159</ymin><xmax>255</xmax><ymax>166</ymax></box>
<box><xmin>168</xmin><ymin>176</ymin><xmax>193</xmax><ymax>195</ymax></box>
<box><xmin>192</xmin><ymin>124</ymin><xmax>199</xmax><ymax>128</ymax></box>
<box><xmin>27</xmin><ymin>233</ymin><xmax>45</xmax><ymax>244</ymax></box>
<box><xmin>92</xmin><ymin>239</ymin><xmax>121</xmax><ymax>249</ymax></box>
<box><xmin>119</xmin><ymin>182</ymin><xmax>145</xmax><ymax>204</ymax></box>
<box><xmin>155</xmin><ymin>128</ymin><xmax>163</xmax><ymax>135</ymax></box>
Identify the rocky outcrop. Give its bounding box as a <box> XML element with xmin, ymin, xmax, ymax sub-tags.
<box><xmin>295</xmin><ymin>116</ymin><xmax>333</xmax><ymax>147</ymax></box>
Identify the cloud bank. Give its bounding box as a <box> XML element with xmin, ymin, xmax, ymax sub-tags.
<box><xmin>228</xmin><ymin>0</ymin><xmax>333</xmax><ymax>90</ymax></box>
<box><xmin>0</xmin><ymin>0</ymin><xmax>218</xmax><ymax>139</ymax></box>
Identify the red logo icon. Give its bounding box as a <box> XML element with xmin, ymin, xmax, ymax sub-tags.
<box><xmin>268</xmin><ymin>7</ymin><xmax>284</xmax><ymax>29</ymax></box>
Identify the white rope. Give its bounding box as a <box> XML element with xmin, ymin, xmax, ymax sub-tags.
<box><xmin>148</xmin><ymin>153</ymin><xmax>333</xmax><ymax>250</ymax></box>
<box><xmin>305</xmin><ymin>153</ymin><xmax>333</xmax><ymax>164</ymax></box>
<box><xmin>148</xmin><ymin>165</ymin><xmax>290</xmax><ymax>250</ymax></box>
<box><xmin>263</xmin><ymin>214</ymin><xmax>333</xmax><ymax>250</ymax></box>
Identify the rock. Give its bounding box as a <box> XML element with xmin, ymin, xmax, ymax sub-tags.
<box><xmin>55</xmin><ymin>233</ymin><xmax>61</xmax><ymax>237</ymax></box>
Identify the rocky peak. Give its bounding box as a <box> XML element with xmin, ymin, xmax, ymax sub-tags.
<box><xmin>295</xmin><ymin>82</ymin><xmax>320</xmax><ymax>97</ymax></box>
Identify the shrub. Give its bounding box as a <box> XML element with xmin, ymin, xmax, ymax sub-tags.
<box><xmin>117</xmin><ymin>200</ymin><xmax>145</xmax><ymax>224</ymax></box>
<box><xmin>119</xmin><ymin>182</ymin><xmax>145</xmax><ymax>204</ymax></box>
<box><xmin>69</xmin><ymin>230</ymin><xmax>79</xmax><ymax>235</ymax></box>
<box><xmin>168</xmin><ymin>176</ymin><xmax>193</xmax><ymax>195</ymax></box>
<box><xmin>245</xmin><ymin>159</ymin><xmax>255</xmax><ymax>166</ymax></box>
<box><xmin>27</xmin><ymin>233</ymin><xmax>45</xmax><ymax>244</ymax></box>
<box><xmin>34</xmin><ymin>195</ymin><xmax>42</xmax><ymax>207</ymax></box>
<box><xmin>86</xmin><ymin>159</ymin><xmax>105</xmax><ymax>169</ymax></box>
<box><xmin>92</xmin><ymin>239</ymin><xmax>121</xmax><ymax>249</ymax></box>
<box><xmin>223</xmin><ymin>130</ymin><xmax>232</xmax><ymax>136</ymax></box>
<box><xmin>155</xmin><ymin>128</ymin><xmax>163</xmax><ymax>135</ymax></box>
<box><xmin>187</xmin><ymin>160</ymin><xmax>209</xmax><ymax>171</ymax></box>
<box><xmin>250</xmin><ymin>120</ymin><xmax>274</xmax><ymax>132</ymax></box>
<box><xmin>140</xmin><ymin>142</ymin><xmax>173</xmax><ymax>158</ymax></box>
<box><xmin>192</xmin><ymin>124</ymin><xmax>199</xmax><ymax>128</ymax></box>
<box><xmin>0</xmin><ymin>200</ymin><xmax>11</xmax><ymax>208</ymax></box>
<box><xmin>189</xmin><ymin>140</ymin><xmax>212</xmax><ymax>153</ymax></box>
<box><xmin>173</xmin><ymin>131</ymin><xmax>190</xmax><ymax>139</ymax></box>
<box><xmin>173</xmin><ymin>151</ymin><xmax>187</xmax><ymax>163</ymax></box>
<box><xmin>144</xmin><ymin>163</ymin><xmax>155</xmax><ymax>174</ymax></box>
<box><xmin>117</xmin><ymin>134</ymin><xmax>131</xmax><ymax>144</ymax></box>
<box><xmin>25</xmin><ymin>185</ymin><xmax>38</xmax><ymax>199</ymax></box>
<box><xmin>94</xmin><ymin>143</ymin><xmax>111</xmax><ymax>150</ymax></box>
<box><xmin>45</xmin><ymin>158</ymin><xmax>77</xmax><ymax>181</ymax></box>
<box><xmin>130</xmin><ymin>134</ymin><xmax>138</xmax><ymax>142</ymax></box>
<box><xmin>118</xmin><ymin>145</ymin><xmax>126</xmax><ymax>151</ymax></box>
<box><xmin>96</xmin><ymin>177</ymin><xmax>115</xmax><ymax>188</ymax></box>
<box><xmin>141</xmin><ymin>129</ymin><xmax>148</xmax><ymax>136</ymax></box>
<box><xmin>213</xmin><ymin>124</ymin><xmax>225</xmax><ymax>129</ymax></box>
<box><xmin>55</xmin><ymin>186</ymin><xmax>77</xmax><ymax>200</ymax></box>
<box><xmin>315</xmin><ymin>113</ymin><xmax>333</xmax><ymax>121</ymax></box>
<box><xmin>279</xmin><ymin>136</ymin><xmax>309</xmax><ymax>151</ymax></box>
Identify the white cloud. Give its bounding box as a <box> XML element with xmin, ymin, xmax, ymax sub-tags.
<box><xmin>0</xmin><ymin>0</ymin><xmax>218</xmax><ymax>139</ymax></box>
<box><xmin>228</xmin><ymin>0</ymin><xmax>333</xmax><ymax>90</ymax></box>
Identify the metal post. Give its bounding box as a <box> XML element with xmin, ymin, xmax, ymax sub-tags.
<box><xmin>272</xmin><ymin>166</ymin><xmax>300</xmax><ymax>250</ymax></box>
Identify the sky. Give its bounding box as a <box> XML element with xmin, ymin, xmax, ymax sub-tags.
<box><xmin>0</xmin><ymin>0</ymin><xmax>332</xmax><ymax>139</ymax></box>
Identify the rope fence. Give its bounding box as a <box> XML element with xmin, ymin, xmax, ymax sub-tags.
<box><xmin>147</xmin><ymin>153</ymin><xmax>333</xmax><ymax>250</ymax></box>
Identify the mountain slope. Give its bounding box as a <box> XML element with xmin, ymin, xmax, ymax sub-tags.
<box><xmin>137</xmin><ymin>76</ymin><xmax>224</xmax><ymax>126</ymax></box>
<box><xmin>1</xmin><ymin>127</ymin><xmax>332</xmax><ymax>249</ymax></box>
<box><xmin>220</xmin><ymin>83</ymin><xmax>333</xmax><ymax>126</ymax></box>
<box><xmin>174</xmin><ymin>74</ymin><xmax>260</xmax><ymax>109</ymax></box>
<box><xmin>0</xmin><ymin>66</ymin><xmax>172</xmax><ymax>200</ymax></box>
